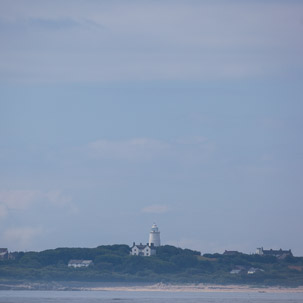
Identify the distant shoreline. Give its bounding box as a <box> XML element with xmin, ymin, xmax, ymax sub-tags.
<box><xmin>81</xmin><ymin>283</ymin><xmax>303</xmax><ymax>293</ymax></box>
<box><xmin>1</xmin><ymin>282</ymin><xmax>303</xmax><ymax>293</ymax></box>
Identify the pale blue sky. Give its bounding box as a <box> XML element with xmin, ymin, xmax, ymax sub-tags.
<box><xmin>0</xmin><ymin>0</ymin><xmax>303</xmax><ymax>255</ymax></box>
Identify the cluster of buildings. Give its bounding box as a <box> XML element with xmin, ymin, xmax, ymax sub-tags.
<box><xmin>68</xmin><ymin>259</ymin><xmax>93</xmax><ymax>268</ymax></box>
<box><xmin>224</xmin><ymin>247</ymin><xmax>293</xmax><ymax>260</ymax></box>
<box><xmin>255</xmin><ymin>247</ymin><xmax>293</xmax><ymax>259</ymax></box>
<box><xmin>130</xmin><ymin>223</ymin><xmax>161</xmax><ymax>256</ymax></box>
<box><xmin>226</xmin><ymin>247</ymin><xmax>293</xmax><ymax>275</ymax></box>
<box><xmin>230</xmin><ymin>266</ymin><xmax>265</xmax><ymax>275</ymax></box>
<box><xmin>68</xmin><ymin>223</ymin><xmax>161</xmax><ymax>268</ymax></box>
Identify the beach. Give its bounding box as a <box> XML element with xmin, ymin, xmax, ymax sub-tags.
<box><xmin>1</xmin><ymin>282</ymin><xmax>303</xmax><ymax>293</ymax></box>
<box><xmin>83</xmin><ymin>283</ymin><xmax>303</xmax><ymax>293</ymax></box>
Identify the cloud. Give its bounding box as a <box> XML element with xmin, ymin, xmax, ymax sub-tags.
<box><xmin>0</xmin><ymin>189</ymin><xmax>75</xmax><ymax>218</ymax></box>
<box><xmin>45</xmin><ymin>190</ymin><xmax>72</xmax><ymax>206</ymax></box>
<box><xmin>45</xmin><ymin>190</ymin><xmax>78</xmax><ymax>214</ymax></box>
<box><xmin>0</xmin><ymin>190</ymin><xmax>40</xmax><ymax>212</ymax></box>
<box><xmin>27</xmin><ymin>17</ymin><xmax>80</xmax><ymax>30</ymax></box>
<box><xmin>142</xmin><ymin>204</ymin><xmax>169</xmax><ymax>214</ymax></box>
<box><xmin>0</xmin><ymin>1</ymin><xmax>302</xmax><ymax>83</ymax></box>
<box><xmin>2</xmin><ymin>227</ymin><xmax>43</xmax><ymax>250</ymax></box>
<box><xmin>87</xmin><ymin>136</ymin><xmax>214</xmax><ymax>163</ymax></box>
<box><xmin>88</xmin><ymin>138</ymin><xmax>170</xmax><ymax>161</ymax></box>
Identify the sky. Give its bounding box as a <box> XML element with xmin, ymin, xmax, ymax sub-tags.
<box><xmin>0</xmin><ymin>0</ymin><xmax>303</xmax><ymax>255</ymax></box>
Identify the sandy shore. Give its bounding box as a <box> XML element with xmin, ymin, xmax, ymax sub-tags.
<box><xmin>82</xmin><ymin>283</ymin><xmax>303</xmax><ymax>293</ymax></box>
<box><xmin>1</xmin><ymin>282</ymin><xmax>303</xmax><ymax>293</ymax></box>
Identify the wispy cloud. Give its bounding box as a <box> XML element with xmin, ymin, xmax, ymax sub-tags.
<box><xmin>45</xmin><ymin>190</ymin><xmax>72</xmax><ymax>206</ymax></box>
<box><xmin>27</xmin><ymin>17</ymin><xmax>80</xmax><ymax>30</ymax></box>
<box><xmin>0</xmin><ymin>189</ymin><xmax>76</xmax><ymax>218</ymax></box>
<box><xmin>0</xmin><ymin>1</ymin><xmax>302</xmax><ymax>83</ymax></box>
<box><xmin>87</xmin><ymin>136</ymin><xmax>214</xmax><ymax>163</ymax></box>
<box><xmin>2</xmin><ymin>227</ymin><xmax>43</xmax><ymax>250</ymax></box>
<box><xmin>88</xmin><ymin>138</ymin><xmax>170</xmax><ymax>161</ymax></box>
<box><xmin>142</xmin><ymin>204</ymin><xmax>169</xmax><ymax>214</ymax></box>
<box><xmin>45</xmin><ymin>190</ymin><xmax>78</xmax><ymax>214</ymax></box>
<box><xmin>0</xmin><ymin>190</ymin><xmax>40</xmax><ymax>211</ymax></box>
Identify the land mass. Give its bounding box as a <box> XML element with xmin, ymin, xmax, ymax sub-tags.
<box><xmin>1</xmin><ymin>245</ymin><xmax>303</xmax><ymax>287</ymax></box>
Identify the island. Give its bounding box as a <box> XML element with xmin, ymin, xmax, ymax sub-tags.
<box><xmin>0</xmin><ymin>244</ymin><xmax>303</xmax><ymax>290</ymax></box>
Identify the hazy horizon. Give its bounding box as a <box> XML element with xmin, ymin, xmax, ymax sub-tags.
<box><xmin>1</xmin><ymin>0</ymin><xmax>303</xmax><ymax>256</ymax></box>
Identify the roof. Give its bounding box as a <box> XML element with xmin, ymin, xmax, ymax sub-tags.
<box><xmin>133</xmin><ymin>244</ymin><xmax>152</xmax><ymax>250</ymax></box>
<box><xmin>0</xmin><ymin>248</ymin><xmax>8</xmax><ymax>253</ymax></box>
<box><xmin>248</xmin><ymin>267</ymin><xmax>264</xmax><ymax>274</ymax></box>
<box><xmin>68</xmin><ymin>259</ymin><xmax>93</xmax><ymax>265</ymax></box>
<box><xmin>131</xmin><ymin>243</ymin><xmax>156</xmax><ymax>250</ymax></box>
<box><xmin>262</xmin><ymin>249</ymin><xmax>292</xmax><ymax>256</ymax></box>
<box><xmin>230</xmin><ymin>269</ymin><xmax>241</xmax><ymax>274</ymax></box>
<box><xmin>223</xmin><ymin>250</ymin><xmax>241</xmax><ymax>255</ymax></box>
<box><xmin>136</xmin><ymin>245</ymin><xmax>148</xmax><ymax>249</ymax></box>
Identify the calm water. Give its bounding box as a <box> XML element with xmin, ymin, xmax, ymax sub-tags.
<box><xmin>0</xmin><ymin>291</ymin><xmax>303</xmax><ymax>303</ymax></box>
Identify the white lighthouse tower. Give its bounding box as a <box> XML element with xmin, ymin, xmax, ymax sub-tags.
<box><xmin>148</xmin><ymin>223</ymin><xmax>161</xmax><ymax>247</ymax></box>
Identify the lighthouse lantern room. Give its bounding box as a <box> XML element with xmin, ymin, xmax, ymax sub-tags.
<box><xmin>148</xmin><ymin>223</ymin><xmax>161</xmax><ymax>247</ymax></box>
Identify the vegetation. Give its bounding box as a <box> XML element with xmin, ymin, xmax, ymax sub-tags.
<box><xmin>0</xmin><ymin>245</ymin><xmax>303</xmax><ymax>286</ymax></box>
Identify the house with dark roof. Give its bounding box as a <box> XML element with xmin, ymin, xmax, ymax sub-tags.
<box><xmin>130</xmin><ymin>242</ymin><xmax>156</xmax><ymax>256</ymax></box>
<box><xmin>223</xmin><ymin>250</ymin><xmax>242</xmax><ymax>256</ymax></box>
<box><xmin>256</xmin><ymin>247</ymin><xmax>293</xmax><ymax>259</ymax></box>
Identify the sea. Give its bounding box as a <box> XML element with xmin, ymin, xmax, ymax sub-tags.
<box><xmin>0</xmin><ymin>291</ymin><xmax>303</xmax><ymax>303</ymax></box>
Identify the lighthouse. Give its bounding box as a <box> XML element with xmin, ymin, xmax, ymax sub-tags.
<box><xmin>148</xmin><ymin>223</ymin><xmax>161</xmax><ymax>247</ymax></box>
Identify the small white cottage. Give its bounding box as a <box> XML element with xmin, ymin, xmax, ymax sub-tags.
<box><xmin>68</xmin><ymin>259</ymin><xmax>93</xmax><ymax>268</ymax></box>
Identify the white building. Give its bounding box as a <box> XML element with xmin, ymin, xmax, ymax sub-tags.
<box><xmin>68</xmin><ymin>260</ymin><xmax>93</xmax><ymax>268</ymax></box>
<box><xmin>230</xmin><ymin>269</ymin><xmax>241</xmax><ymax>275</ymax></box>
<box><xmin>148</xmin><ymin>223</ymin><xmax>161</xmax><ymax>247</ymax></box>
<box><xmin>130</xmin><ymin>223</ymin><xmax>161</xmax><ymax>257</ymax></box>
<box><xmin>248</xmin><ymin>267</ymin><xmax>264</xmax><ymax>274</ymax></box>
<box><xmin>130</xmin><ymin>242</ymin><xmax>156</xmax><ymax>256</ymax></box>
